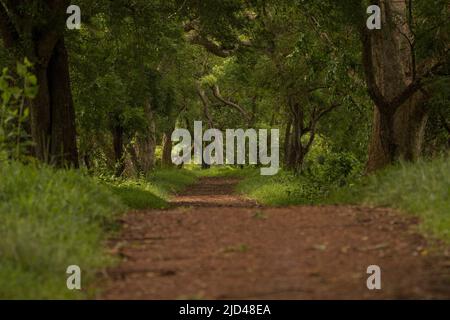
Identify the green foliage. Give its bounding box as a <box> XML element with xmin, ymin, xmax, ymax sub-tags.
<box><xmin>180</xmin><ymin>0</ymin><xmax>247</xmax><ymax>47</ymax></box>
<box><xmin>0</xmin><ymin>59</ymin><xmax>37</xmax><ymax>161</ymax></box>
<box><xmin>237</xmin><ymin>170</ymin><xmax>318</xmax><ymax>206</ymax></box>
<box><xmin>328</xmin><ymin>157</ymin><xmax>450</xmax><ymax>242</ymax></box>
<box><xmin>0</xmin><ymin>0</ymin><xmax>448</xmax><ymax>300</ymax></box>
<box><xmin>193</xmin><ymin>165</ymin><xmax>255</xmax><ymax>178</ymax></box>
<box><xmin>303</xmin><ymin>137</ymin><xmax>363</xmax><ymax>186</ymax></box>
<box><xmin>68</xmin><ymin>4</ymin><xmax>201</xmax><ymax>170</ymax></box>
<box><xmin>109</xmin><ymin>184</ymin><xmax>168</xmax><ymax>210</ymax></box>
<box><xmin>102</xmin><ymin>169</ymin><xmax>198</xmax><ymax>210</ymax></box>
<box><xmin>0</xmin><ymin>163</ymin><xmax>198</xmax><ymax>299</ymax></box>
<box><xmin>149</xmin><ymin>169</ymin><xmax>198</xmax><ymax>195</ymax></box>
<box><xmin>0</xmin><ymin>162</ymin><xmax>124</xmax><ymax>299</ymax></box>
<box><xmin>424</xmin><ymin>77</ymin><xmax>450</xmax><ymax>156</ymax></box>
<box><xmin>237</xmin><ymin>141</ymin><xmax>363</xmax><ymax>206</ymax></box>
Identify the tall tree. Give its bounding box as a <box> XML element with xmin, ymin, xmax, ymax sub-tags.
<box><xmin>0</xmin><ymin>0</ymin><xmax>78</xmax><ymax>167</ymax></box>
<box><xmin>336</xmin><ymin>0</ymin><xmax>449</xmax><ymax>171</ymax></box>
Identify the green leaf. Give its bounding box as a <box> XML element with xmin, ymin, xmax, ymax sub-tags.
<box><xmin>16</xmin><ymin>62</ymin><xmax>27</xmax><ymax>77</ymax></box>
<box><xmin>24</xmin><ymin>57</ymin><xmax>33</xmax><ymax>68</ymax></box>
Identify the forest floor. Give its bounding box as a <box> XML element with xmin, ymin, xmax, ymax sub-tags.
<box><xmin>101</xmin><ymin>177</ymin><xmax>450</xmax><ymax>299</ymax></box>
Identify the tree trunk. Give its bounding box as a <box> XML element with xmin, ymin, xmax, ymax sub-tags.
<box><xmin>47</xmin><ymin>39</ymin><xmax>79</xmax><ymax>167</ymax></box>
<box><xmin>284</xmin><ymin>117</ymin><xmax>292</xmax><ymax>167</ymax></box>
<box><xmin>83</xmin><ymin>154</ymin><xmax>92</xmax><ymax>170</ymax></box>
<box><xmin>137</xmin><ymin>135</ymin><xmax>156</xmax><ymax>173</ymax></box>
<box><xmin>112</xmin><ymin>124</ymin><xmax>125</xmax><ymax>177</ymax></box>
<box><xmin>31</xmin><ymin>65</ymin><xmax>52</xmax><ymax>163</ymax></box>
<box><xmin>367</xmin><ymin>100</ymin><xmax>428</xmax><ymax>172</ymax></box>
<box><xmin>287</xmin><ymin>133</ymin><xmax>307</xmax><ymax>173</ymax></box>
<box><xmin>0</xmin><ymin>0</ymin><xmax>81</xmax><ymax>168</ymax></box>
<box><xmin>285</xmin><ymin>102</ymin><xmax>309</xmax><ymax>173</ymax></box>
<box><xmin>127</xmin><ymin>143</ymin><xmax>142</xmax><ymax>174</ymax></box>
<box><xmin>127</xmin><ymin>100</ymin><xmax>157</xmax><ymax>175</ymax></box>
<box><xmin>29</xmin><ymin>38</ymin><xmax>79</xmax><ymax>167</ymax></box>
<box><xmin>161</xmin><ymin>128</ymin><xmax>174</xmax><ymax>168</ymax></box>
<box><xmin>137</xmin><ymin>100</ymin><xmax>157</xmax><ymax>173</ymax></box>
<box><xmin>364</xmin><ymin>0</ymin><xmax>428</xmax><ymax>172</ymax></box>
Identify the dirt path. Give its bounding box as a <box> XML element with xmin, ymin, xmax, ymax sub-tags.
<box><xmin>101</xmin><ymin>177</ymin><xmax>450</xmax><ymax>299</ymax></box>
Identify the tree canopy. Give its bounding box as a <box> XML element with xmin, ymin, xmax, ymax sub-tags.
<box><xmin>0</xmin><ymin>0</ymin><xmax>448</xmax><ymax>175</ymax></box>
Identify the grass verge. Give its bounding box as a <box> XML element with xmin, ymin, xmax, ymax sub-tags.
<box><xmin>328</xmin><ymin>156</ymin><xmax>450</xmax><ymax>242</ymax></box>
<box><xmin>104</xmin><ymin>169</ymin><xmax>197</xmax><ymax>210</ymax></box>
<box><xmin>236</xmin><ymin>170</ymin><xmax>332</xmax><ymax>206</ymax></box>
<box><xmin>0</xmin><ymin>162</ymin><xmax>124</xmax><ymax>299</ymax></box>
<box><xmin>236</xmin><ymin>156</ymin><xmax>450</xmax><ymax>242</ymax></box>
<box><xmin>193</xmin><ymin>165</ymin><xmax>256</xmax><ymax>178</ymax></box>
<box><xmin>0</xmin><ymin>163</ymin><xmax>198</xmax><ymax>299</ymax></box>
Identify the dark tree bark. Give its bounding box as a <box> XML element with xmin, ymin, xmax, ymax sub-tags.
<box><xmin>135</xmin><ymin>132</ymin><xmax>156</xmax><ymax>173</ymax></box>
<box><xmin>127</xmin><ymin>143</ymin><xmax>142</xmax><ymax>174</ymax></box>
<box><xmin>0</xmin><ymin>1</ymin><xmax>79</xmax><ymax>167</ymax></box>
<box><xmin>139</xmin><ymin>140</ymin><xmax>156</xmax><ymax>171</ymax></box>
<box><xmin>210</xmin><ymin>84</ymin><xmax>252</xmax><ymax>124</ymax></box>
<box><xmin>83</xmin><ymin>154</ymin><xmax>92</xmax><ymax>170</ymax></box>
<box><xmin>286</xmin><ymin>102</ymin><xmax>306</xmax><ymax>172</ymax></box>
<box><xmin>283</xmin><ymin>117</ymin><xmax>292</xmax><ymax>167</ymax></box>
<box><xmin>284</xmin><ymin>98</ymin><xmax>339</xmax><ymax>173</ymax></box>
<box><xmin>161</xmin><ymin>114</ymin><xmax>176</xmax><ymax>168</ymax></box>
<box><xmin>134</xmin><ymin>100</ymin><xmax>157</xmax><ymax>174</ymax></box>
<box><xmin>31</xmin><ymin>63</ymin><xmax>52</xmax><ymax>162</ymax></box>
<box><xmin>47</xmin><ymin>39</ymin><xmax>79</xmax><ymax>167</ymax></box>
<box><xmin>161</xmin><ymin>127</ymin><xmax>174</xmax><ymax>168</ymax></box>
<box><xmin>112</xmin><ymin>124</ymin><xmax>125</xmax><ymax>177</ymax></box>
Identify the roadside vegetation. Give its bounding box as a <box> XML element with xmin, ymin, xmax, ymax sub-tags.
<box><xmin>236</xmin><ymin>156</ymin><xmax>450</xmax><ymax>242</ymax></box>
<box><xmin>237</xmin><ymin>143</ymin><xmax>362</xmax><ymax>206</ymax></box>
<box><xmin>0</xmin><ymin>162</ymin><xmax>122</xmax><ymax>299</ymax></box>
<box><xmin>328</xmin><ymin>156</ymin><xmax>450</xmax><ymax>243</ymax></box>
<box><xmin>0</xmin><ymin>162</ymin><xmax>197</xmax><ymax>299</ymax></box>
<box><xmin>105</xmin><ymin>169</ymin><xmax>198</xmax><ymax>210</ymax></box>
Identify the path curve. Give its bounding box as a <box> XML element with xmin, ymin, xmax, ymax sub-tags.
<box><xmin>101</xmin><ymin>177</ymin><xmax>450</xmax><ymax>299</ymax></box>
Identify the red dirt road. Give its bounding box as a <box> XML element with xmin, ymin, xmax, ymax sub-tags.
<box><xmin>101</xmin><ymin>177</ymin><xmax>450</xmax><ymax>299</ymax></box>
